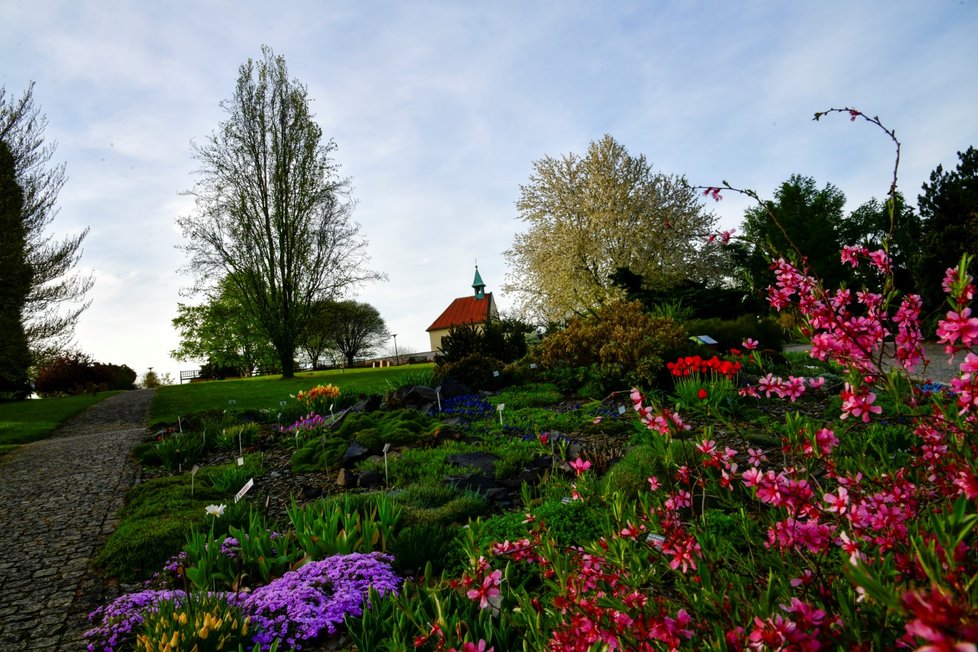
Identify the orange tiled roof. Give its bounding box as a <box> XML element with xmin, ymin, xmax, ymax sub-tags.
<box><xmin>426</xmin><ymin>293</ymin><xmax>493</xmax><ymax>331</ymax></box>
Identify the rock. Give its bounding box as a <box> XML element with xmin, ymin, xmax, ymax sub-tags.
<box><xmin>445</xmin><ymin>473</ymin><xmax>500</xmax><ymax>495</ymax></box>
<box><xmin>301</xmin><ymin>484</ymin><xmax>323</xmax><ymax>500</ymax></box>
<box><xmin>351</xmin><ymin>395</ymin><xmax>383</xmax><ymax>412</ymax></box>
<box><xmin>337</xmin><ymin>468</ymin><xmax>358</xmax><ymax>488</ymax></box>
<box><xmin>387</xmin><ymin>385</ymin><xmax>438</xmax><ymax>410</ymax></box>
<box><xmin>437</xmin><ymin>376</ymin><xmax>473</xmax><ymax>399</ymax></box>
<box><xmin>342</xmin><ymin>441</ymin><xmax>371</xmax><ymax>468</ymax></box>
<box><xmin>446</xmin><ymin>452</ymin><xmax>498</xmax><ymax>476</ymax></box>
<box><xmin>358</xmin><ymin>469</ymin><xmax>383</xmax><ymax>489</ymax></box>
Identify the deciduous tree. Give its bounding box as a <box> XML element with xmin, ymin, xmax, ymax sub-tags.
<box><xmin>503</xmin><ymin>135</ymin><xmax>719</xmax><ymax>323</ymax></box>
<box><xmin>300</xmin><ymin>299</ymin><xmax>388</xmax><ymax>367</ymax></box>
<box><xmin>178</xmin><ymin>46</ymin><xmax>382</xmax><ymax>378</ymax></box>
<box><xmin>0</xmin><ymin>82</ymin><xmax>93</xmax><ymax>358</ymax></box>
<box><xmin>171</xmin><ymin>276</ymin><xmax>278</xmax><ymax>376</ymax></box>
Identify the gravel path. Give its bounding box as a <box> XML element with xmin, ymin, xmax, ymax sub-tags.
<box><xmin>0</xmin><ymin>389</ymin><xmax>155</xmax><ymax>651</ymax></box>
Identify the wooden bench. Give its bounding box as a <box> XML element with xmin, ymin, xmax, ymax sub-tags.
<box><xmin>179</xmin><ymin>369</ymin><xmax>201</xmax><ymax>384</ymax></box>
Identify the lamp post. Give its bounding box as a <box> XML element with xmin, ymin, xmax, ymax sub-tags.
<box><xmin>392</xmin><ymin>333</ymin><xmax>399</xmax><ymax>366</ymax></box>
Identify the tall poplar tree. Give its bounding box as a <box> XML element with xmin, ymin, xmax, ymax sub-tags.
<box><xmin>178</xmin><ymin>46</ymin><xmax>383</xmax><ymax>378</ymax></box>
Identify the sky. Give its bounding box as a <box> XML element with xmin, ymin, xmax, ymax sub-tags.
<box><xmin>2</xmin><ymin>1</ymin><xmax>977</xmax><ymax>382</ymax></box>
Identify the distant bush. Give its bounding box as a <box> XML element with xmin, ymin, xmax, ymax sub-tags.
<box><xmin>435</xmin><ymin>352</ymin><xmax>507</xmax><ymax>390</ymax></box>
<box><xmin>682</xmin><ymin>314</ymin><xmax>785</xmax><ymax>351</ymax></box>
<box><xmin>34</xmin><ymin>351</ymin><xmax>137</xmax><ymax>396</ymax></box>
<box><xmin>537</xmin><ymin>300</ymin><xmax>687</xmax><ymax>394</ymax></box>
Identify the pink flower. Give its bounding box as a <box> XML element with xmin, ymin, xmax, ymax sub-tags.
<box><xmin>466</xmin><ymin>568</ymin><xmax>502</xmax><ymax>612</ymax></box>
<box><xmin>840</xmin><ymin>383</ymin><xmax>883</xmax><ymax>422</ymax></box>
<box><xmin>747</xmin><ymin>448</ymin><xmax>767</xmax><ymax>466</ymax></box>
<box><xmin>569</xmin><ymin>457</ymin><xmax>592</xmax><ymax>476</ymax></box>
<box><xmin>456</xmin><ymin>641</ymin><xmax>493</xmax><ymax>652</ymax></box>
<box><xmin>647</xmin><ymin>475</ymin><xmax>661</xmax><ymax>491</ymax></box>
<box><xmin>742</xmin><ymin>337</ymin><xmax>759</xmax><ymax>350</ymax></box>
<box><xmin>823</xmin><ymin>487</ymin><xmax>850</xmax><ymax>514</ymax></box>
<box><xmin>937</xmin><ymin>307</ymin><xmax>978</xmax><ymax>350</ymax></box>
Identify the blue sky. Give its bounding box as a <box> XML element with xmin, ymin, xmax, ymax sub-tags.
<box><xmin>2</xmin><ymin>1</ymin><xmax>977</xmax><ymax>381</ymax></box>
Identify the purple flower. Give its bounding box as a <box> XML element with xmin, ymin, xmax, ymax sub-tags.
<box><xmin>242</xmin><ymin>552</ymin><xmax>400</xmax><ymax>650</ymax></box>
<box><xmin>84</xmin><ymin>589</ymin><xmax>186</xmax><ymax>652</ymax></box>
<box><xmin>221</xmin><ymin>536</ymin><xmax>241</xmax><ymax>558</ymax></box>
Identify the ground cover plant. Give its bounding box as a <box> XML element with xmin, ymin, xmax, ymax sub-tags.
<box><xmin>0</xmin><ymin>390</ymin><xmax>117</xmax><ymax>456</ymax></box>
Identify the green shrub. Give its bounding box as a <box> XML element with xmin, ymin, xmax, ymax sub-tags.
<box><xmin>390</xmin><ymin>522</ymin><xmax>463</xmax><ymax>574</ymax></box>
<box><xmin>199</xmin><ymin>457</ymin><xmax>262</xmax><ymax>494</ymax></box>
<box><xmin>470</xmin><ymin>496</ymin><xmax>603</xmax><ymax>552</ymax></box>
<box><xmin>343</xmin><ymin>409</ymin><xmax>435</xmax><ymax>452</ymax></box>
<box><xmin>95</xmin><ymin>511</ymin><xmax>200</xmax><ymax>582</ymax></box>
<box><xmin>683</xmin><ymin>314</ymin><xmax>785</xmax><ymax>352</ymax></box>
<box><xmin>154</xmin><ymin>432</ymin><xmax>206</xmax><ymax>472</ymax></box>
<box><xmin>490</xmin><ymin>383</ymin><xmax>564</xmax><ymax>409</ymax></box>
<box><xmin>398</xmin><ymin>492</ymin><xmax>489</xmax><ymax>528</ymax></box>
<box><xmin>216</xmin><ymin>422</ymin><xmax>262</xmax><ymax>451</ymax></box>
<box><xmin>291</xmin><ymin>433</ymin><xmax>349</xmax><ymax>472</ymax></box>
<box><xmin>537</xmin><ymin>300</ymin><xmax>687</xmax><ymax>393</ymax></box>
<box><xmin>435</xmin><ymin>352</ymin><xmax>507</xmax><ymax>390</ymax></box>
<box><xmin>600</xmin><ymin>445</ymin><xmax>665</xmax><ymax>498</ymax></box>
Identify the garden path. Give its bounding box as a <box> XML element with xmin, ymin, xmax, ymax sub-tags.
<box><xmin>0</xmin><ymin>389</ymin><xmax>155</xmax><ymax>651</ymax></box>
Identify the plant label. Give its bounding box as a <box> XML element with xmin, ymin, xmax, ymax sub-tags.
<box><xmin>234</xmin><ymin>478</ymin><xmax>254</xmax><ymax>503</ymax></box>
<box><xmin>237</xmin><ymin>456</ymin><xmax>245</xmax><ymax>466</ymax></box>
<box><xmin>618</xmin><ymin>405</ymin><xmax>626</xmax><ymax>415</ymax></box>
<box><xmin>382</xmin><ymin>443</ymin><xmax>391</xmax><ymax>453</ymax></box>
<box><xmin>229</xmin><ymin>399</ymin><xmax>237</xmax><ymax>405</ymax></box>
<box><xmin>493</xmin><ymin>370</ymin><xmax>500</xmax><ymax>377</ymax></box>
<box><xmin>191</xmin><ymin>465</ymin><xmax>199</xmax><ymax>476</ymax></box>
<box><xmin>529</xmin><ymin>363</ymin><xmax>538</xmax><ymax>369</ymax></box>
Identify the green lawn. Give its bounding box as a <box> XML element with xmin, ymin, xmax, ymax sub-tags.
<box><xmin>0</xmin><ymin>392</ymin><xmax>119</xmax><ymax>456</ymax></box>
<box><xmin>150</xmin><ymin>364</ymin><xmax>435</xmax><ymax>424</ymax></box>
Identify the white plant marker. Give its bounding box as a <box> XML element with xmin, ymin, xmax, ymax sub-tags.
<box><xmin>234</xmin><ymin>478</ymin><xmax>254</xmax><ymax>503</ymax></box>
<box><xmin>493</xmin><ymin>370</ymin><xmax>500</xmax><ymax>378</ymax></box>
<box><xmin>618</xmin><ymin>405</ymin><xmax>626</xmax><ymax>415</ymax></box>
<box><xmin>238</xmin><ymin>429</ymin><xmax>243</xmax><ymax>458</ymax></box>
<box><xmin>497</xmin><ymin>402</ymin><xmax>505</xmax><ymax>426</ymax></box>
<box><xmin>237</xmin><ymin>456</ymin><xmax>245</xmax><ymax>467</ymax></box>
<box><xmin>383</xmin><ymin>443</ymin><xmax>391</xmax><ymax>486</ymax></box>
<box><xmin>329</xmin><ymin>403</ymin><xmax>335</xmax><ymax>423</ymax></box>
<box><xmin>178</xmin><ymin>416</ymin><xmax>183</xmax><ymax>433</ymax></box>
<box><xmin>436</xmin><ymin>386</ymin><xmax>442</xmax><ymax>412</ymax></box>
<box><xmin>529</xmin><ymin>363</ymin><xmax>538</xmax><ymax>370</ymax></box>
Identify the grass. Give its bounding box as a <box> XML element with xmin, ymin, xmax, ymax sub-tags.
<box><xmin>150</xmin><ymin>364</ymin><xmax>436</xmax><ymax>424</ymax></box>
<box><xmin>0</xmin><ymin>391</ymin><xmax>119</xmax><ymax>456</ymax></box>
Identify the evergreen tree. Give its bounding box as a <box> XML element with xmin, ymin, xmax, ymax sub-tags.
<box><xmin>0</xmin><ymin>140</ymin><xmax>33</xmax><ymax>399</ymax></box>
<box><xmin>732</xmin><ymin>175</ymin><xmax>847</xmax><ymax>297</ymax></box>
<box><xmin>914</xmin><ymin>147</ymin><xmax>978</xmax><ymax>313</ymax></box>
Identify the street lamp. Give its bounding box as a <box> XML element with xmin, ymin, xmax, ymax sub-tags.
<box><xmin>392</xmin><ymin>333</ymin><xmax>399</xmax><ymax>366</ymax></box>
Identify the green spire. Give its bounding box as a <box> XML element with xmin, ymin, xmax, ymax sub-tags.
<box><xmin>472</xmin><ymin>265</ymin><xmax>486</xmax><ymax>299</ymax></box>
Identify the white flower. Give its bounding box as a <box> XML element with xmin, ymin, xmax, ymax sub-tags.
<box><xmin>204</xmin><ymin>504</ymin><xmax>227</xmax><ymax>518</ymax></box>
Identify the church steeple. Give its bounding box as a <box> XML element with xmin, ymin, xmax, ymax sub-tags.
<box><xmin>472</xmin><ymin>265</ymin><xmax>486</xmax><ymax>300</ymax></box>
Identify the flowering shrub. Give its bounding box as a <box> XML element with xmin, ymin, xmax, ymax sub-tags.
<box><xmin>537</xmin><ymin>299</ymin><xmax>687</xmax><ymax>393</ymax></box>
